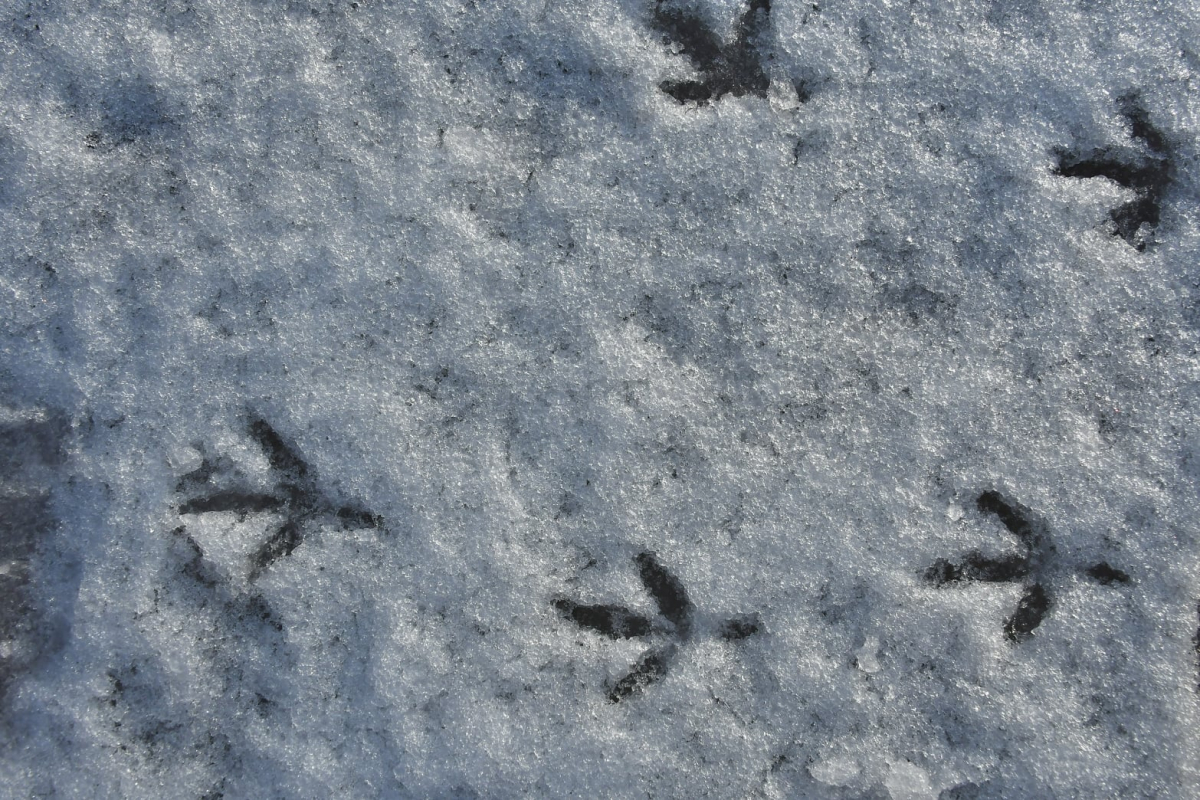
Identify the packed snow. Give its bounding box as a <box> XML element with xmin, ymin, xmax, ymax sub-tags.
<box><xmin>2</xmin><ymin>0</ymin><xmax>1199</xmax><ymax>796</ymax></box>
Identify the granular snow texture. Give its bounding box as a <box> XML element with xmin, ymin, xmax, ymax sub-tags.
<box><xmin>1</xmin><ymin>0</ymin><xmax>1199</xmax><ymax>797</ymax></box>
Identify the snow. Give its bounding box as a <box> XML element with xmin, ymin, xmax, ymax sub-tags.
<box><xmin>2</xmin><ymin>0</ymin><xmax>1199</xmax><ymax>796</ymax></box>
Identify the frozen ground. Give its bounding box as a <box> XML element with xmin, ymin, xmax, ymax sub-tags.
<box><xmin>1</xmin><ymin>0</ymin><xmax>1199</xmax><ymax>796</ymax></box>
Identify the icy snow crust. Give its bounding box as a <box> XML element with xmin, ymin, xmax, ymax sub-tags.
<box><xmin>2</xmin><ymin>0</ymin><xmax>1200</xmax><ymax>796</ymax></box>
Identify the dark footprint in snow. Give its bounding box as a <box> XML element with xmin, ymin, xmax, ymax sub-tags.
<box><xmin>0</xmin><ymin>408</ymin><xmax>70</xmax><ymax>698</ymax></box>
<box><xmin>925</xmin><ymin>491</ymin><xmax>1129</xmax><ymax>642</ymax></box>
<box><xmin>1194</xmin><ymin>602</ymin><xmax>1200</xmax><ymax>693</ymax></box>
<box><xmin>1054</xmin><ymin>95</ymin><xmax>1173</xmax><ymax>251</ymax></box>
<box><xmin>652</xmin><ymin>0</ymin><xmax>772</xmax><ymax>104</ymax></box>
<box><xmin>555</xmin><ymin>552</ymin><xmax>760</xmax><ymax>701</ymax></box>
<box><xmin>177</xmin><ymin>414</ymin><xmax>381</xmax><ymax>581</ymax></box>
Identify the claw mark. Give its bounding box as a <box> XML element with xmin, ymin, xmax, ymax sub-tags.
<box><xmin>552</xmin><ymin>599</ymin><xmax>653</xmax><ymax>639</ymax></box>
<box><xmin>555</xmin><ymin>552</ymin><xmax>759</xmax><ymax>701</ymax></box>
<box><xmin>1054</xmin><ymin>95</ymin><xmax>1172</xmax><ymax>250</ymax></box>
<box><xmin>652</xmin><ymin>0</ymin><xmax>772</xmax><ymax>104</ymax></box>
<box><xmin>635</xmin><ymin>551</ymin><xmax>694</xmax><ymax>636</ymax></box>
<box><xmin>249</xmin><ymin>417</ymin><xmax>310</xmax><ymax>488</ymax></box>
<box><xmin>1005</xmin><ymin>583</ymin><xmax>1051</xmax><ymax>642</ymax></box>
<box><xmin>177</xmin><ymin>414</ymin><xmax>381</xmax><ymax>581</ymax></box>
<box><xmin>924</xmin><ymin>552</ymin><xmax>1029</xmax><ymax>585</ymax></box>
<box><xmin>179</xmin><ymin>492</ymin><xmax>282</xmax><ymax>516</ymax></box>
<box><xmin>608</xmin><ymin>646</ymin><xmax>675</xmax><ymax>703</ymax></box>
<box><xmin>718</xmin><ymin>613</ymin><xmax>761</xmax><ymax>641</ymax></box>
<box><xmin>975</xmin><ymin>490</ymin><xmax>1050</xmax><ymax>553</ymax></box>
<box><xmin>926</xmin><ymin>491</ymin><xmax>1131</xmax><ymax>642</ymax></box>
<box><xmin>250</xmin><ymin>520</ymin><xmax>304</xmax><ymax>580</ymax></box>
<box><xmin>1085</xmin><ymin>562</ymin><xmax>1130</xmax><ymax>586</ymax></box>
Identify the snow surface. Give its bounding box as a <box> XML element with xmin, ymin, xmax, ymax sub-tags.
<box><xmin>2</xmin><ymin>0</ymin><xmax>1200</xmax><ymax>796</ymax></box>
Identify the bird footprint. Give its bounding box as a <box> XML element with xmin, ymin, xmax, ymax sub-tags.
<box><xmin>556</xmin><ymin>552</ymin><xmax>760</xmax><ymax>701</ymax></box>
<box><xmin>1053</xmin><ymin>95</ymin><xmax>1172</xmax><ymax>251</ymax></box>
<box><xmin>651</xmin><ymin>0</ymin><xmax>772</xmax><ymax>104</ymax></box>
<box><xmin>925</xmin><ymin>491</ymin><xmax>1129</xmax><ymax>642</ymax></box>
<box><xmin>177</xmin><ymin>415</ymin><xmax>381</xmax><ymax>581</ymax></box>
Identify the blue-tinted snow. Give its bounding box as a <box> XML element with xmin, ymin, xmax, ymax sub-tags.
<box><xmin>1</xmin><ymin>0</ymin><xmax>1199</xmax><ymax>796</ymax></box>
